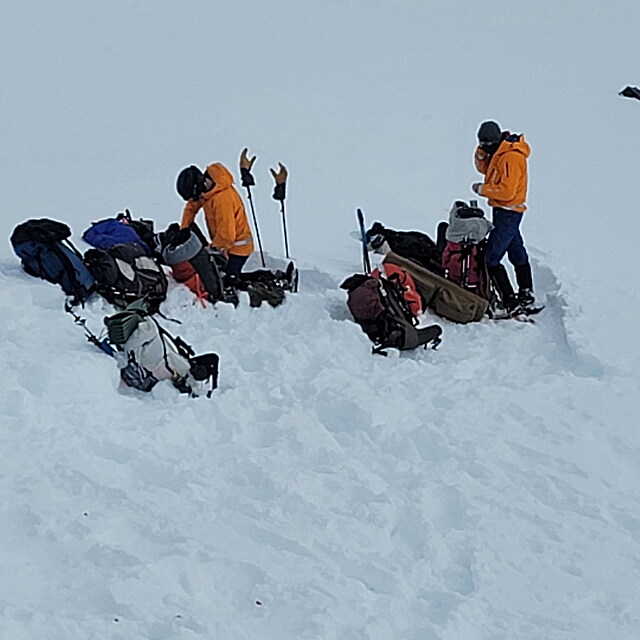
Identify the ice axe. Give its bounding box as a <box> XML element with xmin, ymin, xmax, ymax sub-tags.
<box><xmin>270</xmin><ymin>162</ymin><xmax>290</xmax><ymax>259</ymax></box>
<box><xmin>239</xmin><ymin>147</ymin><xmax>266</xmax><ymax>267</ymax></box>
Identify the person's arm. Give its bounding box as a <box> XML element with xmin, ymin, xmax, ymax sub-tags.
<box><xmin>180</xmin><ymin>200</ymin><xmax>201</xmax><ymax>229</ymax></box>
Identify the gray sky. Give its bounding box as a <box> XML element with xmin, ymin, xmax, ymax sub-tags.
<box><xmin>2</xmin><ymin>0</ymin><xmax>639</xmax><ymax>283</ymax></box>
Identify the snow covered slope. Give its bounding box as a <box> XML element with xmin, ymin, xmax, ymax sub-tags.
<box><xmin>2</xmin><ymin>0</ymin><xmax>640</xmax><ymax>637</ymax></box>
<box><xmin>1</xmin><ymin>247</ymin><xmax>639</xmax><ymax>639</ymax></box>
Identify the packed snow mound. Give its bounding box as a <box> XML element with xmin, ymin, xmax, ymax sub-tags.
<box><xmin>1</xmin><ymin>255</ymin><xmax>639</xmax><ymax>640</ymax></box>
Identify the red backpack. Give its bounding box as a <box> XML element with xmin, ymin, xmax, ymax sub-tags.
<box><xmin>442</xmin><ymin>239</ymin><xmax>490</xmax><ymax>300</ymax></box>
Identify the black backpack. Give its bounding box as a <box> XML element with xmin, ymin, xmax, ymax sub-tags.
<box><xmin>157</xmin><ymin>223</ymin><xmax>226</xmax><ymax>304</ymax></box>
<box><xmin>341</xmin><ymin>273</ymin><xmax>442</xmax><ymax>355</ymax></box>
<box><xmin>10</xmin><ymin>218</ymin><xmax>96</xmax><ymax>305</ymax></box>
<box><xmin>84</xmin><ymin>242</ymin><xmax>168</xmax><ymax>312</ymax></box>
<box><xmin>234</xmin><ymin>264</ymin><xmax>297</xmax><ymax>308</ymax></box>
<box><xmin>365</xmin><ymin>222</ymin><xmax>444</xmax><ymax>276</ymax></box>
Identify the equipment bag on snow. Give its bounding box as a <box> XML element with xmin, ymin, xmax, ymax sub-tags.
<box><xmin>233</xmin><ymin>261</ymin><xmax>298</xmax><ymax>308</ymax></box>
<box><xmin>376</xmin><ymin>262</ymin><xmax>423</xmax><ymax>316</ymax></box>
<box><xmin>157</xmin><ymin>223</ymin><xmax>226</xmax><ymax>304</ymax></box>
<box><xmin>365</xmin><ymin>222</ymin><xmax>444</xmax><ymax>276</ymax></box>
<box><xmin>341</xmin><ymin>272</ymin><xmax>442</xmax><ymax>355</ymax></box>
<box><xmin>10</xmin><ymin>218</ymin><xmax>96</xmax><ymax>305</ymax></box>
<box><xmin>116</xmin><ymin>209</ymin><xmax>157</xmax><ymax>253</ymax></box>
<box><xmin>384</xmin><ymin>251</ymin><xmax>489</xmax><ymax>324</ymax></box>
<box><xmin>441</xmin><ymin>200</ymin><xmax>493</xmax><ymax>300</ymax></box>
<box><xmin>84</xmin><ymin>242</ymin><xmax>168</xmax><ymax>312</ymax></box>
<box><xmin>105</xmin><ymin>300</ymin><xmax>219</xmax><ymax>396</ymax></box>
<box><xmin>82</xmin><ymin>217</ymin><xmax>149</xmax><ymax>252</ymax></box>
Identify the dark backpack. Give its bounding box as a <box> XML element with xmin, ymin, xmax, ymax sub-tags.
<box><xmin>84</xmin><ymin>242</ymin><xmax>168</xmax><ymax>312</ymax></box>
<box><xmin>233</xmin><ymin>265</ymin><xmax>297</xmax><ymax>308</ymax></box>
<box><xmin>10</xmin><ymin>218</ymin><xmax>96</xmax><ymax>305</ymax></box>
<box><xmin>341</xmin><ymin>273</ymin><xmax>442</xmax><ymax>354</ymax></box>
<box><xmin>365</xmin><ymin>222</ymin><xmax>444</xmax><ymax>276</ymax></box>
<box><xmin>441</xmin><ymin>200</ymin><xmax>493</xmax><ymax>300</ymax></box>
<box><xmin>157</xmin><ymin>223</ymin><xmax>225</xmax><ymax>304</ymax></box>
<box><xmin>442</xmin><ymin>239</ymin><xmax>491</xmax><ymax>300</ymax></box>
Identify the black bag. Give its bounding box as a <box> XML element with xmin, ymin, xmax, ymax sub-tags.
<box><xmin>157</xmin><ymin>223</ymin><xmax>226</xmax><ymax>304</ymax></box>
<box><xmin>84</xmin><ymin>242</ymin><xmax>168</xmax><ymax>312</ymax></box>
<box><xmin>231</xmin><ymin>261</ymin><xmax>297</xmax><ymax>308</ymax></box>
<box><xmin>341</xmin><ymin>273</ymin><xmax>442</xmax><ymax>354</ymax></box>
<box><xmin>365</xmin><ymin>222</ymin><xmax>444</xmax><ymax>276</ymax></box>
<box><xmin>10</xmin><ymin>218</ymin><xmax>96</xmax><ymax>305</ymax></box>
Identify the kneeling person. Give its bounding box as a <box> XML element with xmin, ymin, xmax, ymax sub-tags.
<box><xmin>176</xmin><ymin>162</ymin><xmax>254</xmax><ymax>279</ymax></box>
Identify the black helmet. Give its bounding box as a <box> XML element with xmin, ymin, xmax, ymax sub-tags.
<box><xmin>477</xmin><ymin>121</ymin><xmax>502</xmax><ymax>144</ymax></box>
<box><xmin>176</xmin><ymin>165</ymin><xmax>206</xmax><ymax>201</ymax></box>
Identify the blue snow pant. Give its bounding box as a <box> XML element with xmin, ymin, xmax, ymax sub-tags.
<box><xmin>225</xmin><ymin>253</ymin><xmax>249</xmax><ymax>278</ymax></box>
<box><xmin>484</xmin><ymin>207</ymin><xmax>529</xmax><ymax>268</ymax></box>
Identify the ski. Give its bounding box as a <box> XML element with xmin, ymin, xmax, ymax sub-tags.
<box><xmin>357</xmin><ymin>209</ymin><xmax>371</xmax><ymax>275</ymax></box>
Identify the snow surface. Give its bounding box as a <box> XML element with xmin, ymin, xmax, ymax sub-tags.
<box><xmin>2</xmin><ymin>1</ymin><xmax>640</xmax><ymax>639</ymax></box>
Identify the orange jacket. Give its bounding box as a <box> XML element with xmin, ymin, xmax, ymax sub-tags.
<box><xmin>180</xmin><ymin>163</ymin><xmax>254</xmax><ymax>256</ymax></box>
<box><xmin>474</xmin><ymin>134</ymin><xmax>531</xmax><ymax>212</ymax></box>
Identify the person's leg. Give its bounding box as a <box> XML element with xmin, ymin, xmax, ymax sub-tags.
<box><xmin>503</xmin><ymin>215</ymin><xmax>534</xmax><ymax>305</ymax></box>
<box><xmin>484</xmin><ymin>209</ymin><xmax>515</xmax><ymax>268</ymax></box>
<box><xmin>505</xmin><ymin>215</ymin><xmax>529</xmax><ymax>268</ymax></box>
<box><xmin>225</xmin><ymin>253</ymin><xmax>249</xmax><ymax>279</ymax></box>
<box><xmin>485</xmin><ymin>209</ymin><xmax>517</xmax><ymax>309</ymax></box>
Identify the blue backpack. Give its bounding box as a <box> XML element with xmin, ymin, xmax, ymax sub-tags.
<box><xmin>10</xmin><ymin>218</ymin><xmax>96</xmax><ymax>305</ymax></box>
<box><xmin>82</xmin><ymin>218</ymin><xmax>148</xmax><ymax>252</ymax></box>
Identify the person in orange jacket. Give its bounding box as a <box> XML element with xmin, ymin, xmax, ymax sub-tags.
<box><xmin>471</xmin><ymin>120</ymin><xmax>535</xmax><ymax>312</ymax></box>
<box><xmin>176</xmin><ymin>162</ymin><xmax>254</xmax><ymax>278</ymax></box>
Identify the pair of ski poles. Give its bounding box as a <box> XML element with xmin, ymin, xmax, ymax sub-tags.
<box><xmin>239</xmin><ymin>148</ymin><xmax>290</xmax><ymax>267</ymax></box>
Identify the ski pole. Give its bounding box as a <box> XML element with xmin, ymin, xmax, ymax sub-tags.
<box><xmin>279</xmin><ymin>200</ymin><xmax>290</xmax><ymax>259</ymax></box>
<box><xmin>270</xmin><ymin>163</ymin><xmax>290</xmax><ymax>259</ymax></box>
<box><xmin>239</xmin><ymin>148</ymin><xmax>266</xmax><ymax>267</ymax></box>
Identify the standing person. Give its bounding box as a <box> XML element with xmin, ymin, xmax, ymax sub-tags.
<box><xmin>471</xmin><ymin>121</ymin><xmax>535</xmax><ymax>312</ymax></box>
<box><xmin>176</xmin><ymin>163</ymin><xmax>254</xmax><ymax>279</ymax></box>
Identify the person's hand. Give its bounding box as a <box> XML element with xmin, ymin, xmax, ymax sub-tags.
<box><xmin>239</xmin><ymin>148</ymin><xmax>256</xmax><ymax>187</ymax></box>
<box><xmin>471</xmin><ymin>182</ymin><xmax>484</xmax><ymax>195</ymax></box>
<box><xmin>270</xmin><ymin>163</ymin><xmax>288</xmax><ymax>201</ymax></box>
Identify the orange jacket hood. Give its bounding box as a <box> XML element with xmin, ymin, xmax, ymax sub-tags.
<box><xmin>493</xmin><ymin>134</ymin><xmax>531</xmax><ymax>160</ymax></box>
<box><xmin>203</xmin><ymin>162</ymin><xmax>235</xmax><ymax>195</ymax></box>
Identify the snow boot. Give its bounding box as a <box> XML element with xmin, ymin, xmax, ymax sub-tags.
<box><xmin>514</xmin><ymin>262</ymin><xmax>535</xmax><ymax>308</ymax></box>
<box><xmin>488</xmin><ymin>264</ymin><xmax>517</xmax><ymax>312</ymax></box>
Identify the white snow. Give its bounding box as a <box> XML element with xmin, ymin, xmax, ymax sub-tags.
<box><xmin>2</xmin><ymin>1</ymin><xmax>640</xmax><ymax>639</ymax></box>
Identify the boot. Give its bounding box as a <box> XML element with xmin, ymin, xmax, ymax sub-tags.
<box><xmin>514</xmin><ymin>262</ymin><xmax>535</xmax><ymax>308</ymax></box>
<box><xmin>488</xmin><ymin>264</ymin><xmax>517</xmax><ymax>312</ymax></box>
